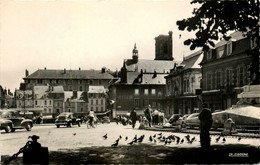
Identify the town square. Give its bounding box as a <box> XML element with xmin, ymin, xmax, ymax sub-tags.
<box><xmin>0</xmin><ymin>0</ymin><xmax>259</xmax><ymax>164</ymax></box>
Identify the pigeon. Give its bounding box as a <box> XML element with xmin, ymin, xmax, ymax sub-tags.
<box><xmin>128</xmin><ymin>141</ymin><xmax>134</xmax><ymax>145</ymax></box>
<box><xmin>215</xmin><ymin>136</ymin><xmax>221</xmax><ymax>143</ymax></box>
<box><xmin>119</xmin><ymin>135</ymin><xmax>122</xmax><ymax>139</ymax></box>
<box><xmin>180</xmin><ymin>138</ymin><xmax>184</xmax><ymax>144</ymax></box>
<box><xmin>149</xmin><ymin>136</ymin><xmax>153</xmax><ymax>142</ymax></box>
<box><xmin>73</xmin><ymin>133</ymin><xmax>76</xmax><ymax>136</ymax></box>
<box><xmin>125</xmin><ymin>136</ymin><xmax>128</xmax><ymax>141</ymax></box>
<box><xmin>158</xmin><ymin>133</ymin><xmax>162</xmax><ymax>136</ymax></box>
<box><xmin>176</xmin><ymin>138</ymin><xmax>180</xmax><ymax>144</ymax></box>
<box><xmin>222</xmin><ymin>137</ymin><xmax>226</xmax><ymax>143</ymax></box>
<box><xmin>153</xmin><ymin>134</ymin><xmax>156</xmax><ymax>138</ymax></box>
<box><xmin>111</xmin><ymin>141</ymin><xmax>119</xmax><ymax>147</ymax></box>
<box><xmin>238</xmin><ymin>137</ymin><xmax>242</xmax><ymax>142</ymax></box>
<box><xmin>191</xmin><ymin>137</ymin><xmax>196</xmax><ymax>142</ymax></box>
<box><xmin>103</xmin><ymin>134</ymin><xmax>108</xmax><ymax>140</ymax></box>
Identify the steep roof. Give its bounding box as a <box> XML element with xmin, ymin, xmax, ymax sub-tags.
<box><xmin>124</xmin><ymin>59</ymin><xmax>181</xmax><ymax>73</ymax></box>
<box><xmin>181</xmin><ymin>50</ymin><xmax>203</xmax><ymax>70</ymax></box>
<box><xmin>34</xmin><ymin>86</ymin><xmax>49</xmax><ymax>99</ymax></box>
<box><xmin>215</xmin><ymin>31</ymin><xmax>246</xmax><ymax>48</ymax></box>
<box><xmin>24</xmin><ymin>69</ymin><xmax>114</xmax><ymax>80</ymax></box>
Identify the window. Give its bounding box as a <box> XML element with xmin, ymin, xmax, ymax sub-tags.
<box><xmin>251</xmin><ymin>37</ymin><xmax>257</xmax><ymax>49</ymax></box>
<box><xmin>96</xmin><ymin>100</ymin><xmax>98</xmax><ymax>105</ymax></box>
<box><xmin>157</xmin><ymin>89</ymin><xmax>162</xmax><ymax>96</ymax></box>
<box><xmin>44</xmin><ymin>100</ymin><xmax>47</xmax><ymax>105</ymax></box>
<box><xmin>216</xmin><ymin>71</ymin><xmax>221</xmax><ymax>88</ymax></box>
<box><xmin>35</xmin><ymin>101</ymin><xmax>37</xmax><ymax>105</ymax></box>
<box><xmin>134</xmin><ymin>99</ymin><xmax>140</xmax><ymax>107</ymax></box>
<box><xmin>101</xmin><ymin>107</ymin><xmax>103</xmax><ymax>111</ymax></box>
<box><xmin>206</xmin><ymin>72</ymin><xmax>212</xmax><ymax>90</ymax></box>
<box><xmin>57</xmin><ymin>102</ymin><xmax>60</xmax><ymax>107</ymax></box>
<box><xmin>134</xmin><ymin>89</ymin><xmax>139</xmax><ymax>95</ymax></box>
<box><xmin>96</xmin><ymin>107</ymin><xmax>99</xmax><ymax>112</ymax></box>
<box><xmin>56</xmin><ymin>80</ymin><xmax>59</xmax><ymax>84</ymax></box>
<box><xmin>101</xmin><ymin>100</ymin><xmax>104</xmax><ymax>105</ymax></box>
<box><xmin>79</xmin><ymin>86</ymin><xmax>82</xmax><ymax>91</ymax></box>
<box><xmin>91</xmin><ymin>100</ymin><xmax>93</xmax><ymax>105</ymax></box>
<box><xmin>218</xmin><ymin>48</ymin><xmax>224</xmax><ymax>58</ymax></box>
<box><xmin>226</xmin><ymin>42</ymin><xmax>232</xmax><ymax>55</ymax></box>
<box><xmin>81</xmin><ymin>108</ymin><xmax>83</xmax><ymax>112</ymax></box>
<box><xmin>237</xmin><ymin>67</ymin><xmax>244</xmax><ymax>87</ymax></box>
<box><xmin>99</xmin><ymin>80</ymin><xmax>102</xmax><ymax>85</ymax></box>
<box><xmin>226</xmin><ymin>69</ymin><xmax>232</xmax><ymax>86</ymax></box>
<box><xmin>144</xmin><ymin>89</ymin><xmax>149</xmax><ymax>95</ymax></box>
<box><xmin>49</xmin><ymin>100</ymin><xmax>52</xmax><ymax>105</ymax></box>
<box><xmin>206</xmin><ymin>50</ymin><xmax>212</xmax><ymax>60</ymax></box>
<box><xmin>151</xmin><ymin>89</ymin><xmax>156</xmax><ymax>95</ymax></box>
<box><xmin>144</xmin><ymin>99</ymin><xmax>149</xmax><ymax>106</ymax></box>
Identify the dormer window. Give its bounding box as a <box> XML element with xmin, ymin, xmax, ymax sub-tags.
<box><xmin>226</xmin><ymin>42</ymin><xmax>232</xmax><ymax>55</ymax></box>
<box><xmin>217</xmin><ymin>48</ymin><xmax>224</xmax><ymax>58</ymax></box>
<box><xmin>206</xmin><ymin>50</ymin><xmax>212</xmax><ymax>60</ymax></box>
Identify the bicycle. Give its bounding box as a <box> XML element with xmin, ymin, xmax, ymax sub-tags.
<box><xmin>86</xmin><ymin>117</ymin><xmax>98</xmax><ymax>129</ymax></box>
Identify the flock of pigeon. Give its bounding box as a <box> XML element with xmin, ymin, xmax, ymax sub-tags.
<box><xmin>101</xmin><ymin>133</ymin><xmax>243</xmax><ymax>147</ymax></box>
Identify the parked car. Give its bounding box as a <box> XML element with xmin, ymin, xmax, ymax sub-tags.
<box><xmin>101</xmin><ymin>116</ymin><xmax>110</xmax><ymax>124</ymax></box>
<box><xmin>168</xmin><ymin>114</ymin><xmax>183</xmax><ymax>125</ymax></box>
<box><xmin>0</xmin><ymin>110</ymin><xmax>33</xmax><ymax>133</ymax></box>
<box><xmin>55</xmin><ymin>112</ymin><xmax>81</xmax><ymax>128</ymax></box>
<box><xmin>183</xmin><ymin>113</ymin><xmax>200</xmax><ymax>128</ymax></box>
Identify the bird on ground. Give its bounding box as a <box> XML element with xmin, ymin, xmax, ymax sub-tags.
<box><xmin>103</xmin><ymin>134</ymin><xmax>108</xmax><ymax>139</ymax></box>
<box><xmin>222</xmin><ymin>137</ymin><xmax>226</xmax><ymax>143</ymax></box>
<box><xmin>119</xmin><ymin>135</ymin><xmax>122</xmax><ymax>139</ymax></box>
<box><xmin>176</xmin><ymin>138</ymin><xmax>180</xmax><ymax>144</ymax></box>
<box><xmin>128</xmin><ymin>141</ymin><xmax>134</xmax><ymax>145</ymax></box>
<box><xmin>111</xmin><ymin>141</ymin><xmax>119</xmax><ymax>147</ymax></box>
<box><xmin>149</xmin><ymin>136</ymin><xmax>153</xmax><ymax>142</ymax></box>
<box><xmin>215</xmin><ymin>136</ymin><xmax>221</xmax><ymax>143</ymax></box>
<box><xmin>73</xmin><ymin>133</ymin><xmax>76</xmax><ymax>136</ymax></box>
<box><xmin>153</xmin><ymin>134</ymin><xmax>156</xmax><ymax>138</ymax></box>
<box><xmin>125</xmin><ymin>136</ymin><xmax>128</xmax><ymax>141</ymax></box>
<box><xmin>115</xmin><ymin>138</ymin><xmax>120</xmax><ymax>143</ymax></box>
<box><xmin>185</xmin><ymin>135</ymin><xmax>190</xmax><ymax>142</ymax></box>
<box><xmin>180</xmin><ymin>138</ymin><xmax>184</xmax><ymax>144</ymax></box>
<box><xmin>158</xmin><ymin>133</ymin><xmax>162</xmax><ymax>136</ymax></box>
<box><xmin>191</xmin><ymin>137</ymin><xmax>196</xmax><ymax>142</ymax></box>
<box><xmin>154</xmin><ymin>139</ymin><xmax>157</xmax><ymax>143</ymax></box>
<box><xmin>238</xmin><ymin>137</ymin><xmax>242</xmax><ymax>142</ymax></box>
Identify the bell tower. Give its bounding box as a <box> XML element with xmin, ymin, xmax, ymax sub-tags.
<box><xmin>132</xmin><ymin>43</ymin><xmax>138</xmax><ymax>63</ymax></box>
<box><xmin>154</xmin><ymin>31</ymin><xmax>173</xmax><ymax>61</ymax></box>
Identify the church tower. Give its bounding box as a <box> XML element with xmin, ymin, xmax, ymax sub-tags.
<box><xmin>132</xmin><ymin>43</ymin><xmax>138</xmax><ymax>63</ymax></box>
<box><xmin>154</xmin><ymin>31</ymin><xmax>173</xmax><ymax>61</ymax></box>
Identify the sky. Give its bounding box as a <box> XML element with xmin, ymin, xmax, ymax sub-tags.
<box><xmin>0</xmin><ymin>0</ymin><xmax>200</xmax><ymax>92</ymax></box>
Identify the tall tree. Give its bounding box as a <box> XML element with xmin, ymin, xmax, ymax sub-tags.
<box><xmin>177</xmin><ymin>0</ymin><xmax>259</xmax><ymax>84</ymax></box>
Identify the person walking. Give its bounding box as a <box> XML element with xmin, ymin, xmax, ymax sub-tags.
<box><xmin>199</xmin><ymin>103</ymin><xmax>213</xmax><ymax>150</ymax></box>
<box><xmin>130</xmin><ymin>108</ymin><xmax>138</xmax><ymax>128</ymax></box>
<box><xmin>144</xmin><ymin>105</ymin><xmax>152</xmax><ymax>127</ymax></box>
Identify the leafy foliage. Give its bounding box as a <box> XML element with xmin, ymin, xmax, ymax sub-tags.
<box><xmin>177</xmin><ymin>0</ymin><xmax>259</xmax><ymax>51</ymax></box>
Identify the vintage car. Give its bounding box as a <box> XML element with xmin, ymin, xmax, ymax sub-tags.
<box><xmin>0</xmin><ymin>110</ymin><xmax>33</xmax><ymax>133</ymax></box>
<box><xmin>101</xmin><ymin>116</ymin><xmax>110</xmax><ymax>124</ymax></box>
<box><xmin>183</xmin><ymin>113</ymin><xmax>200</xmax><ymax>128</ymax></box>
<box><xmin>55</xmin><ymin>112</ymin><xmax>81</xmax><ymax>128</ymax></box>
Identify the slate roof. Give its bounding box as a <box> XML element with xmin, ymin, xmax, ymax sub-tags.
<box><xmin>181</xmin><ymin>50</ymin><xmax>203</xmax><ymax>70</ymax></box>
<box><xmin>124</xmin><ymin>59</ymin><xmax>181</xmax><ymax>73</ymax></box>
<box><xmin>215</xmin><ymin>31</ymin><xmax>246</xmax><ymax>48</ymax></box>
<box><xmin>24</xmin><ymin>69</ymin><xmax>114</xmax><ymax>80</ymax></box>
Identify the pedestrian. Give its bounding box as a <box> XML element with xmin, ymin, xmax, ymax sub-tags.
<box><xmin>130</xmin><ymin>107</ymin><xmax>138</xmax><ymax>128</ymax></box>
<box><xmin>198</xmin><ymin>103</ymin><xmax>213</xmax><ymax>150</ymax></box>
<box><xmin>152</xmin><ymin>109</ymin><xmax>159</xmax><ymax>125</ymax></box>
<box><xmin>144</xmin><ymin>105</ymin><xmax>152</xmax><ymax>127</ymax></box>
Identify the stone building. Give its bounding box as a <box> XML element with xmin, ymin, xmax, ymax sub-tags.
<box><xmin>22</xmin><ymin>68</ymin><xmax>114</xmax><ymax>91</ymax></box>
<box><xmin>88</xmin><ymin>85</ymin><xmax>107</xmax><ymax>116</ymax></box>
<box><xmin>199</xmin><ymin>31</ymin><xmax>254</xmax><ymax>111</ymax></box>
<box><xmin>64</xmin><ymin>91</ymin><xmax>88</xmax><ymax>115</ymax></box>
<box><xmin>47</xmin><ymin>86</ymin><xmax>64</xmax><ymax>115</ymax></box>
<box><xmin>165</xmin><ymin>50</ymin><xmax>203</xmax><ymax>116</ymax></box>
<box><xmin>34</xmin><ymin>86</ymin><xmax>53</xmax><ymax>115</ymax></box>
<box><xmin>109</xmin><ymin>31</ymin><xmax>181</xmax><ymax>117</ymax></box>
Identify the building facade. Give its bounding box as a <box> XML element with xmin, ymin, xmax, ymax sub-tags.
<box><xmin>109</xmin><ymin>31</ymin><xmax>181</xmax><ymax>117</ymax></box>
<box><xmin>165</xmin><ymin>50</ymin><xmax>203</xmax><ymax>117</ymax></box>
<box><xmin>23</xmin><ymin>68</ymin><xmax>114</xmax><ymax>91</ymax></box>
<box><xmin>200</xmin><ymin>31</ymin><xmax>253</xmax><ymax>111</ymax></box>
<box><xmin>88</xmin><ymin>86</ymin><xmax>107</xmax><ymax>114</ymax></box>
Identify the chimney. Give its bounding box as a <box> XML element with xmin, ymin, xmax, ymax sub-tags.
<box><xmin>44</xmin><ymin>67</ymin><xmax>46</xmax><ymax>70</ymax></box>
<box><xmin>79</xmin><ymin>67</ymin><xmax>81</xmax><ymax>70</ymax></box>
<box><xmin>64</xmin><ymin>68</ymin><xmax>66</xmax><ymax>74</ymax></box>
<box><xmin>101</xmin><ymin>67</ymin><xmax>106</xmax><ymax>73</ymax></box>
<box><xmin>25</xmin><ymin>69</ymin><xmax>29</xmax><ymax>77</ymax></box>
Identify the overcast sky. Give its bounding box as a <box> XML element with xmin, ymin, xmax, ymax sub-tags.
<box><xmin>0</xmin><ymin>0</ymin><xmax>200</xmax><ymax>92</ymax></box>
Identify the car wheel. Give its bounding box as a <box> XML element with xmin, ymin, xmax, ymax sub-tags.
<box><xmin>5</xmin><ymin>125</ymin><xmax>12</xmax><ymax>133</ymax></box>
<box><xmin>56</xmin><ymin>125</ymin><xmax>60</xmax><ymax>128</ymax></box>
<box><xmin>11</xmin><ymin>128</ymin><xmax>15</xmax><ymax>132</ymax></box>
<box><xmin>26</xmin><ymin>124</ymin><xmax>32</xmax><ymax>131</ymax></box>
<box><xmin>78</xmin><ymin>122</ymin><xmax>81</xmax><ymax>127</ymax></box>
